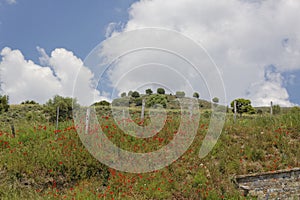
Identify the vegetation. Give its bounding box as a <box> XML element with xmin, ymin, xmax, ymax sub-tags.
<box><xmin>272</xmin><ymin>104</ymin><xmax>281</xmax><ymax>115</ymax></box>
<box><xmin>21</xmin><ymin>100</ymin><xmax>38</xmax><ymax>105</ymax></box>
<box><xmin>157</xmin><ymin>88</ymin><xmax>165</xmax><ymax>95</ymax></box>
<box><xmin>230</xmin><ymin>98</ymin><xmax>255</xmax><ymax>116</ymax></box>
<box><xmin>44</xmin><ymin>95</ymin><xmax>79</xmax><ymax>122</ymax></box>
<box><xmin>212</xmin><ymin>97</ymin><xmax>219</xmax><ymax>104</ymax></box>
<box><xmin>193</xmin><ymin>92</ymin><xmax>199</xmax><ymax>99</ymax></box>
<box><xmin>145</xmin><ymin>94</ymin><xmax>167</xmax><ymax>108</ymax></box>
<box><xmin>93</xmin><ymin>100</ymin><xmax>110</xmax><ymax>107</ymax></box>
<box><xmin>0</xmin><ymin>95</ymin><xmax>9</xmax><ymax>114</ymax></box>
<box><xmin>175</xmin><ymin>91</ymin><xmax>185</xmax><ymax>98</ymax></box>
<box><xmin>145</xmin><ymin>88</ymin><xmax>153</xmax><ymax>95</ymax></box>
<box><xmin>120</xmin><ymin>92</ymin><xmax>126</xmax><ymax>97</ymax></box>
<box><xmin>131</xmin><ymin>91</ymin><xmax>140</xmax><ymax>98</ymax></box>
<box><xmin>1</xmin><ymin>92</ymin><xmax>299</xmax><ymax>199</ymax></box>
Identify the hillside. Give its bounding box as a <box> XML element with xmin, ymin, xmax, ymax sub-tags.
<box><xmin>0</xmin><ymin>104</ymin><xmax>299</xmax><ymax>199</ymax></box>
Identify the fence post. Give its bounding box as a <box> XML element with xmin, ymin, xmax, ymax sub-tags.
<box><xmin>270</xmin><ymin>101</ymin><xmax>273</xmax><ymax>115</ymax></box>
<box><xmin>56</xmin><ymin>106</ymin><xmax>59</xmax><ymax>130</ymax></box>
<box><xmin>141</xmin><ymin>99</ymin><xmax>145</xmax><ymax>121</ymax></box>
<box><xmin>234</xmin><ymin>100</ymin><xmax>237</xmax><ymax>123</ymax></box>
<box><xmin>85</xmin><ymin>107</ymin><xmax>90</xmax><ymax>134</ymax></box>
<box><xmin>189</xmin><ymin>103</ymin><xmax>193</xmax><ymax>119</ymax></box>
<box><xmin>11</xmin><ymin>123</ymin><xmax>15</xmax><ymax>138</ymax></box>
<box><xmin>122</xmin><ymin>109</ymin><xmax>126</xmax><ymax>127</ymax></box>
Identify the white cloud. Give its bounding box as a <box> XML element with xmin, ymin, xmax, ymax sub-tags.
<box><xmin>102</xmin><ymin>0</ymin><xmax>300</xmax><ymax>106</ymax></box>
<box><xmin>247</xmin><ymin>66</ymin><xmax>294</xmax><ymax>107</ymax></box>
<box><xmin>5</xmin><ymin>0</ymin><xmax>16</xmax><ymax>5</ymax></box>
<box><xmin>0</xmin><ymin>47</ymin><xmax>106</xmax><ymax>105</ymax></box>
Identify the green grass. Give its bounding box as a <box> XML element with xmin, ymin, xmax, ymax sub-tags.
<box><xmin>0</xmin><ymin>105</ymin><xmax>299</xmax><ymax>199</ymax></box>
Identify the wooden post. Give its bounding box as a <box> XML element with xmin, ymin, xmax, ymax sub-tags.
<box><xmin>122</xmin><ymin>109</ymin><xmax>125</xmax><ymax>126</ymax></box>
<box><xmin>270</xmin><ymin>101</ymin><xmax>273</xmax><ymax>115</ymax></box>
<box><xmin>141</xmin><ymin>99</ymin><xmax>145</xmax><ymax>121</ymax></box>
<box><xmin>189</xmin><ymin>103</ymin><xmax>193</xmax><ymax>119</ymax></box>
<box><xmin>85</xmin><ymin>108</ymin><xmax>90</xmax><ymax>134</ymax></box>
<box><xmin>234</xmin><ymin>100</ymin><xmax>237</xmax><ymax>123</ymax></box>
<box><xmin>11</xmin><ymin>123</ymin><xmax>15</xmax><ymax>138</ymax></box>
<box><xmin>56</xmin><ymin>106</ymin><xmax>59</xmax><ymax>130</ymax></box>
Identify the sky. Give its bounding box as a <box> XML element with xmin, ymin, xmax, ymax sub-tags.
<box><xmin>0</xmin><ymin>0</ymin><xmax>300</xmax><ymax>106</ymax></box>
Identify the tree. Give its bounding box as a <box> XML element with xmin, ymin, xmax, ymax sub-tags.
<box><xmin>212</xmin><ymin>97</ymin><xmax>219</xmax><ymax>103</ymax></box>
<box><xmin>146</xmin><ymin>94</ymin><xmax>167</xmax><ymax>108</ymax></box>
<box><xmin>175</xmin><ymin>91</ymin><xmax>185</xmax><ymax>98</ymax></box>
<box><xmin>121</xmin><ymin>92</ymin><xmax>126</xmax><ymax>97</ymax></box>
<box><xmin>93</xmin><ymin>100</ymin><xmax>110</xmax><ymax>106</ymax></box>
<box><xmin>193</xmin><ymin>92</ymin><xmax>199</xmax><ymax>99</ymax></box>
<box><xmin>145</xmin><ymin>89</ymin><xmax>153</xmax><ymax>95</ymax></box>
<box><xmin>128</xmin><ymin>91</ymin><xmax>133</xmax><ymax>96</ymax></box>
<box><xmin>131</xmin><ymin>91</ymin><xmax>140</xmax><ymax>98</ymax></box>
<box><xmin>272</xmin><ymin>104</ymin><xmax>281</xmax><ymax>115</ymax></box>
<box><xmin>157</xmin><ymin>88</ymin><xmax>165</xmax><ymax>94</ymax></box>
<box><xmin>0</xmin><ymin>95</ymin><xmax>9</xmax><ymax>113</ymax></box>
<box><xmin>44</xmin><ymin>95</ymin><xmax>79</xmax><ymax>122</ymax></box>
<box><xmin>21</xmin><ymin>100</ymin><xmax>38</xmax><ymax>105</ymax></box>
<box><xmin>230</xmin><ymin>98</ymin><xmax>255</xmax><ymax>116</ymax></box>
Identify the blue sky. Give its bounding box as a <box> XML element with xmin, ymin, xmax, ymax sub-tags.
<box><xmin>0</xmin><ymin>0</ymin><xmax>136</xmax><ymax>63</ymax></box>
<box><xmin>0</xmin><ymin>0</ymin><xmax>299</xmax><ymax>106</ymax></box>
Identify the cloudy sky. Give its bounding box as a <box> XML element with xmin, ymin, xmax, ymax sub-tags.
<box><xmin>0</xmin><ymin>0</ymin><xmax>299</xmax><ymax>106</ymax></box>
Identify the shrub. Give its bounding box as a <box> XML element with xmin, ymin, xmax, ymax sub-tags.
<box><xmin>175</xmin><ymin>91</ymin><xmax>185</xmax><ymax>98</ymax></box>
<box><xmin>157</xmin><ymin>88</ymin><xmax>165</xmax><ymax>94</ymax></box>
<box><xmin>0</xmin><ymin>95</ymin><xmax>9</xmax><ymax>113</ymax></box>
<box><xmin>44</xmin><ymin>95</ymin><xmax>79</xmax><ymax>122</ymax></box>
<box><xmin>146</xmin><ymin>94</ymin><xmax>167</xmax><ymax>108</ymax></box>
<box><xmin>93</xmin><ymin>100</ymin><xmax>110</xmax><ymax>106</ymax></box>
<box><xmin>145</xmin><ymin>89</ymin><xmax>153</xmax><ymax>95</ymax></box>
<box><xmin>193</xmin><ymin>92</ymin><xmax>199</xmax><ymax>98</ymax></box>
<box><xmin>131</xmin><ymin>91</ymin><xmax>140</xmax><ymax>98</ymax></box>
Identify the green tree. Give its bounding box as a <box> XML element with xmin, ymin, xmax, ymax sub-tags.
<box><xmin>21</xmin><ymin>100</ymin><xmax>38</xmax><ymax>105</ymax></box>
<box><xmin>230</xmin><ymin>98</ymin><xmax>255</xmax><ymax>116</ymax></box>
<box><xmin>121</xmin><ymin>92</ymin><xmax>126</xmax><ymax>97</ymax></box>
<box><xmin>175</xmin><ymin>91</ymin><xmax>185</xmax><ymax>98</ymax></box>
<box><xmin>128</xmin><ymin>91</ymin><xmax>133</xmax><ymax>96</ymax></box>
<box><xmin>146</xmin><ymin>94</ymin><xmax>167</xmax><ymax>108</ymax></box>
<box><xmin>193</xmin><ymin>92</ymin><xmax>199</xmax><ymax>99</ymax></box>
<box><xmin>145</xmin><ymin>88</ymin><xmax>153</xmax><ymax>95</ymax></box>
<box><xmin>44</xmin><ymin>95</ymin><xmax>79</xmax><ymax>122</ymax></box>
<box><xmin>212</xmin><ymin>97</ymin><xmax>219</xmax><ymax>103</ymax></box>
<box><xmin>157</xmin><ymin>88</ymin><xmax>165</xmax><ymax>94</ymax></box>
<box><xmin>131</xmin><ymin>91</ymin><xmax>140</xmax><ymax>98</ymax></box>
<box><xmin>272</xmin><ymin>104</ymin><xmax>281</xmax><ymax>115</ymax></box>
<box><xmin>0</xmin><ymin>95</ymin><xmax>9</xmax><ymax>113</ymax></box>
<box><xmin>93</xmin><ymin>100</ymin><xmax>110</xmax><ymax>106</ymax></box>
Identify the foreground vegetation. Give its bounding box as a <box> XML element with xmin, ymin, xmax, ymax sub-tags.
<box><xmin>0</xmin><ymin>103</ymin><xmax>299</xmax><ymax>199</ymax></box>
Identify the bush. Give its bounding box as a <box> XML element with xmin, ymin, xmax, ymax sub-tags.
<box><xmin>145</xmin><ymin>89</ymin><xmax>153</xmax><ymax>95</ymax></box>
<box><xmin>193</xmin><ymin>92</ymin><xmax>199</xmax><ymax>98</ymax></box>
<box><xmin>112</xmin><ymin>97</ymin><xmax>131</xmax><ymax>107</ymax></box>
<box><xmin>121</xmin><ymin>92</ymin><xmax>126</xmax><ymax>97</ymax></box>
<box><xmin>21</xmin><ymin>100</ymin><xmax>38</xmax><ymax>105</ymax></box>
<box><xmin>0</xmin><ymin>95</ymin><xmax>9</xmax><ymax>113</ymax></box>
<box><xmin>131</xmin><ymin>91</ymin><xmax>140</xmax><ymax>98</ymax></box>
<box><xmin>93</xmin><ymin>100</ymin><xmax>110</xmax><ymax>106</ymax></box>
<box><xmin>44</xmin><ymin>95</ymin><xmax>79</xmax><ymax>122</ymax></box>
<box><xmin>175</xmin><ymin>91</ymin><xmax>185</xmax><ymax>98</ymax></box>
<box><xmin>272</xmin><ymin>104</ymin><xmax>281</xmax><ymax>115</ymax></box>
<box><xmin>157</xmin><ymin>88</ymin><xmax>165</xmax><ymax>94</ymax></box>
<box><xmin>146</xmin><ymin>94</ymin><xmax>167</xmax><ymax>108</ymax></box>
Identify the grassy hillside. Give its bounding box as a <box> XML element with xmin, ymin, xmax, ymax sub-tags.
<box><xmin>0</xmin><ymin>104</ymin><xmax>299</xmax><ymax>199</ymax></box>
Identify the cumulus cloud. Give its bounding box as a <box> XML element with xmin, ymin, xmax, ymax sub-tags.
<box><xmin>102</xmin><ymin>0</ymin><xmax>300</xmax><ymax>106</ymax></box>
<box><xmin>247</xmin><ymin>66</ymin><xmax>294</xmax><ymax>107</ymax></box>
<box><xmin>0</xmin><ymin>47</ymin><xmax>106</xmax><ymax>105</ymax></box>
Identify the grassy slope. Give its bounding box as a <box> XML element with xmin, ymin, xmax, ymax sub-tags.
<box><xmin>0</xmin><ymin>104</ymin><xmax>299</xmax><ymax>199</ymax></box>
